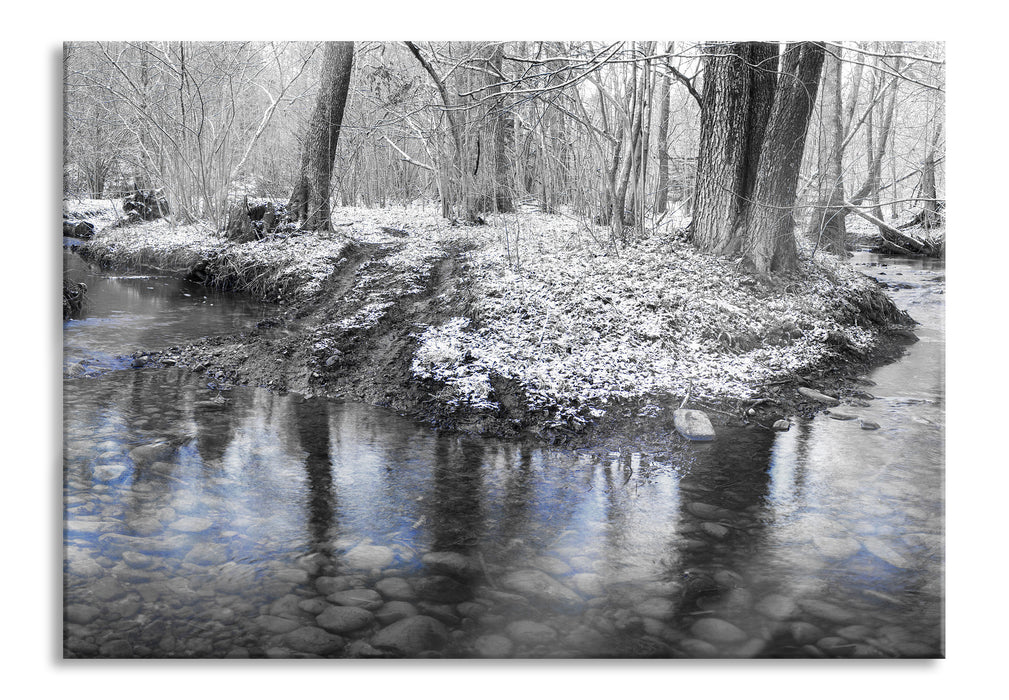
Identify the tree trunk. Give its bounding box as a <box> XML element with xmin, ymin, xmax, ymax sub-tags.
<box><xmin>807</xmin><ymin>45</ymin><xmax>847</xmax><ymax>255</ymax></box>
<box><xmin>654</xmin><ymin>46</ymin><xmax>671</xmax><ymax>215</ymax></box>
<box><xmin>289</xmin><ymin>41</ymin><xmax>354</xmax><ymax>231</ymax></box>
<box><xmin>744</xmin><ymin>42</ymin><xmax>825</xmax><ymax>275</ymax></box>
<box><xmin>692</xmin><ymin>42</ymin><xmax>778</xmax><ymax>256</ymax></box>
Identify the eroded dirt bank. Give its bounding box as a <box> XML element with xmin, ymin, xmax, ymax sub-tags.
<box><xmin>69</xmin><ymin>201</ymin><xmax>919</xmax><ymax>447</ymax></box>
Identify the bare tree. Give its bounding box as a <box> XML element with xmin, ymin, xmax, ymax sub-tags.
<box><xmin>289</xmin><ymin>42</ymin><xmax>355</xmax><ymax>230</ymax></box>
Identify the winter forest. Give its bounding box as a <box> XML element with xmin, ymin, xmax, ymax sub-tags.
<box><xmin>63</xmin><ymin>41</ymin><xmax>945</xmax><ymax>270</ymax></box>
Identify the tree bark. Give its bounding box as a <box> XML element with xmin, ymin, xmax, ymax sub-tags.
<box><xmin>692</xmin><ymin>42</ymin><xmax>778</xmax><ymax>256</ymax></box>
<box><xmin>289</xmin><ymin>41</ymin><xmax>354</xmax><ymax>231</ymax></box>
<box><xmin>744</xmin><ymin>42</ymin><xmax>825</xmax><ymax>275</ymax></box>
<box><xmin>654</xmin><ymin>46</ymin><xmax>671</xmax><ymax>215</ymax></box>
<box><xmin>807</xmin><ymin>45</ymin><xmax>847</xmax><ymax>255</ymax></box>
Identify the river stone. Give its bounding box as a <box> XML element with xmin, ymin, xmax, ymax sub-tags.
<box><xmin>170</xmin><ymin>516</ymin><xmax>213</xmax><ymax>533</ymax></box>
<box><xmin>679</xmin><ymin>638</ymin><xmax>720</xmax><ymax>658</ymax></box>
<box><xmin>255</xmin><ymin>615</ymin><xmax>302</xmax><ymax>634</ymax></box>
<box><xmin>65</xmin><ymin>603</ymin><xmax>101</xmax><ymax>625</ymax></box>
<box><xmin>316</xmin><ymin>605</ymin><xmax>375</xmax><ymax>633</ymax></box>
<box><xmin>813</xmin><ymin>535</ymin><xmax>862</xmax><ymax>560</ymax></box>
<box><xmin>772</xmin><ymin>419</ymin><xmax>790</xmax><ymax>431</ymax></box>
<box><xmin>375</xmin><ymin>601</ymin><xmax>419</xmax><ymax>626</ymax></box>
<box><xmin>634</xmin><ymin>597</ymin><xmax>676</xmax><ymax>621</ymax></box>
<box><xmin>422</xmin><ymin>551</ymin><xmax>480</xmax><ymax>579</ymax></box>
<box><xmin>827</xmin><ymin>410</ymin><xmax>859</xmax><ymax>421</ymax></box>
<box><xmin>532</xmin><ymin>555</ymin><xmax>572</xmax><ymax>576</ymax></box>
<box><xmin>67</xmin><ymin>556</ymin><xmax>105</xmax><ymax>578</ymax></box>
<box><xmin>570</xmin><ymin>573</ymin><xmax>605</xmax><ymax>598</ymax></box>
<box><xmin>674</xmin><ymin>409</ymin><xmax>716</xmax><ymax>441</ymax></box>
<box><xmin>279</xmin><ymin>626</ymin><xmax>346</xmax><ymax>655</ymax></box>
<box><xmin>755</xmin><ymin>593</ymin><xmax>797</xmax><ymax>621</ymax></box>
<box><xmin>859</xmin><ymin>419</ymin><xmax>881</xmax><ymax>430</ymax></box>
<box><xmin>474</xmin><ymin>634</ymin><xmax>514</xmax><ymax>658</ymax></box>
<box><xmin>863</xmin><ymin>538</ymin><xmax>911</xmax><ymax>569</ymax></box>
<box><xmin>375</xmin><ymin>577</ymin><xmax>416</xmax><ymax>601</ymax></box>
<box><xmin>690</xmin><ymin>618</ymin><xmax>748</xmax><ymax>645</ymax></box>
<box><xmin>798</xmin><ymin>599</ymin><xmax>856</xmax><ymax>624</ymax></box>
<box><xmin>94</xmin><ymin>464</ymin><xmax>127</xmax><ymax>482</ymax></box>
<box><xmin>817</xmin><ymin>636</ymin><xmax>856</xmax><ymax>657</ymax></box>
<box><xmin>122</xmin><ymin>551</ymin><xmax>155</xmax><ymax>569</ymax></box>
<box><xmin>798</xmin><ymin>387</ymin><xmax>840</xmax><ymax>405</ymax></box>
<box><xmin>214</xmin><ymin>562</ymin><xmax>257</xmax><ymax>594</ymax></box>
<box><xmin>327</xmin><ymin>588</ymin><xmax>384</xmax><ymax>611</ymax></box>
<box><xmin>413</xmin><ymin>575</ymin><xmax>471</xmax><ymax>604</ymax></box>
<box><xmin>701</xmin><ymin>522</ymin><xmax>730</xmax><ymax>539</ymax></box>
<box><xmin>90</xmin><ymin>577</ymin><xmax>127</xmax><ymax>602</ymax></box>
<box><xmin>298</xmin><ymin>598</ymin><xmax>329</xmax><ymax>615</ymax></box>
<box><xmin>505</xmin><ymin>620</ymin><xmax>558</xmax><ymax>645</ymax></box>
<box><xmin>129</xmin><ymin>442</ymin><xmax>176</xmax><ymax>466</ymax></box>
<box><xmin>268</xmin><ymin>593</ymin><xmax>306</xmax><ymax>619</ymax></box>
<box><xmin>343</xmin><ymin>544</ymin><xmax>395</xmax><ymax>570</ymax></box>
<box><xmin>500</xmin><ymin>569</ymin><xmax>584</xmax><ymax>613</ymax></box>
<box><xmin>371</xmin><ymin>615</ymin><xmax>448</xmax><ymax>657</ymax></box>
<box><xmin>184</xmin><ymin>543</ymin><xmax>229</xmax><ymax>566</ymax></box>
<box><xmin>315</xmin><ymin>575</ymin><xmax>359</xmax><ymax>595</ymax></box>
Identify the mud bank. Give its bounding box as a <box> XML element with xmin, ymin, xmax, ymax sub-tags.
<box><xmin>71</xmin><ymin>203</ymin><xmax>917</xmax><ymax>446</ymax></box>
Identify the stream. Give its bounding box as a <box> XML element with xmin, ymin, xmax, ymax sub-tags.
<box><xmin>62</xmin><ymin>247</ymin><xmax>944</xmax><ymax>658</ymax></box>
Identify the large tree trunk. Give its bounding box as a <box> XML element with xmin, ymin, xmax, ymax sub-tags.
<box><xmin>744</xmin><ymin>42</ymin><xmax>825</xmax><ymax>275</ymax></box>
<box><xmin>289</xmin><ymin>41</ymin><xmax>354</xmax><ymax>231</ymax></box>
<box><xmin>807</xmin><ymin>45</ymin><xmax>847</xmax><ymax>255</ymax></box>
<box><xmin>692</xmin><ymin>42</ymin><xmax>778</xmax><ymax>256</ymax></box>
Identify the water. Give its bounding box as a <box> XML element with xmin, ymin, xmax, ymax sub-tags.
<box><xmin>63</xmin><ymin>248</ymin><xmax>944</xmax><ymax>658</ymax></box>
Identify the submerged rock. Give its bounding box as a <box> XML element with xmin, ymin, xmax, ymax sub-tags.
<box><xmin>499</xmin><ymin>569</ymin><xmax>584</xmax><ymax>613</ymax></box>
<box><xmin>371</xmin><ymin>615</ymin><xmax>448</xmax><ymax>656</ymax></box>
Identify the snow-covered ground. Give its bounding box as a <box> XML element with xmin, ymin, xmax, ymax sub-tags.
<box><xmin>71</xmin><ymin>201</ymin><xmax>892</xmax><ymax>426</ymax></box>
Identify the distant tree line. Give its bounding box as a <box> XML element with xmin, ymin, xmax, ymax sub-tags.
<box><xmin>64</xmin><ymin>40</ymin><xmax>944</xmax><ymax>274</ymax></box>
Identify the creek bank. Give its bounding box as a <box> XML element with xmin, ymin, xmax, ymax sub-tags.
<box><xmin>68</xmin><ymin>199</ymin><xmax>918</xmax><ymax>446</ymax></box>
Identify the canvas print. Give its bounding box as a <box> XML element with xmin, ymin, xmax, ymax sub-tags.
<box><xmin>62</xmin><ymin>41</ymin><xmax>944</xmax><ymax>659</ymax></box>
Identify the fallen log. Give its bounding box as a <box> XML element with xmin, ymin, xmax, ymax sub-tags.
<box><xmin>843</xmin><ymin>202</ymin><xmax>938</xmax><ymax>257</ymax></box>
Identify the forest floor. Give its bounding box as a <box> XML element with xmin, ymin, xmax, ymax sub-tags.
<box><xmin>65</xmin><ymin>197</ymin><xmax>922</xmax><ymax>447</ymax></box>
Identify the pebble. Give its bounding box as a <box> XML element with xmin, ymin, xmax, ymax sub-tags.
<box><xmin>371</xmin><ymin>615</ymin><xmax>448</xmax><ymax>657</ymax></box>
<box><xmin>375</xmin><ymin>601</ymin><xmax>419</xmax><ymax>626</ymax></box>
<box><xmin>65</xmin><ymin>603</ymin><xmax>101</xmax><ymax>625</ymax></box>
<box><xmin>343</xmin><ymin>544</ymin><xmax>395</xmax><ymax>570</ymax></box>
<box><xmin>326</xmin><ymin>588</ymin><xmax>384</xmax><ymax>610</ymax></box>
<box><xmin>316</xmin><ymin>605</ymin><xmax>375</xmax><ymax>634</ymax></box>
<box><xmin>500</xmin><ymin>569</ymin><xmax>584</xmax><ymax>612</ymax></box>
<box><xmin>755</xmin><ymin>594</ymin><xmax>797</xmax><ymax>621</ymax></box>
<box><xmin>279</xmin><ymin>626</ymin><xmax>346</xmax><ymax>655</ymax></box>
<box><xmin>170</xmin><ymin>516</ymin><xmax>213</xmax><ymax>533</ymax></box>
<box><xmin>375</xmin><ymin>577</ymin><xmax>416</xmax><ymax>601</ymax></box>
<box><xmin>690</xmin><ymin>618</ymin><xmax>748</xmax><ymax>645</ymax></box>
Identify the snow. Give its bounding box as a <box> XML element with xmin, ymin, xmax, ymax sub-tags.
<box><xmin>72</xmin><ymin>201</ymin><xmax>890</xmax><ymax>427</ymax></box>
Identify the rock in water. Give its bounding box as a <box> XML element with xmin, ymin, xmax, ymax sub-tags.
<box><xmin>673</xmin><ymin>409</ymin><xmax>715</xmax><ymax>441</ymax></box>
<box><xmin>797</xmin><ymin>387</ymin><xmax>840</xmax><ymax>406</ymax></box>
<box><xmin>772</xmin><ymin>419</ymin><xmax>790</xmax><ymax>431</ymax></box>
<box><xmin>371</xmin><ymin>615</ymin><xmax>448</xmax><ymax>657</ymax></box>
